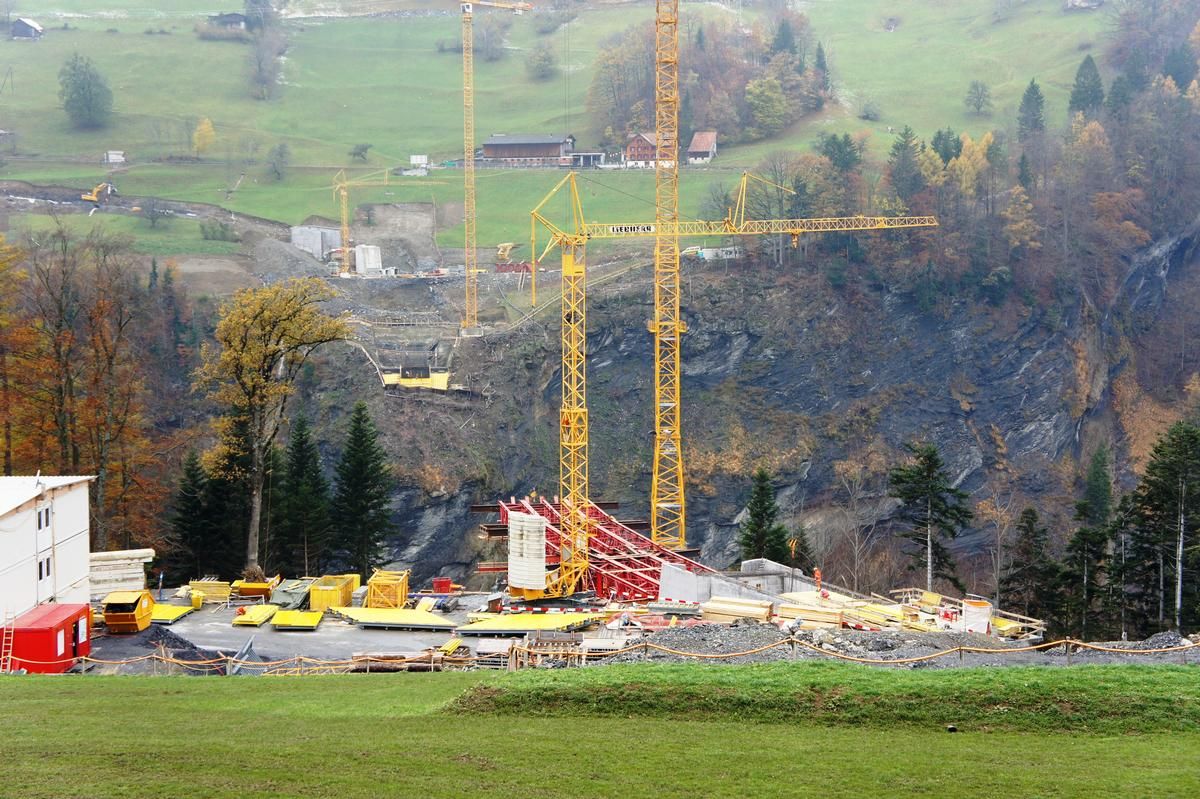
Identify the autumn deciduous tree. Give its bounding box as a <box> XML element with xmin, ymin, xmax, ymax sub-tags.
<box><xmin>196</xmin><ymin>278</ymin><xmax>348</xmax><ymax>570</ymax></box>
<box><xmin>0</xmin><ymin>236</ymin><xmax>24</xmax><ymax>476</ymax></box>
<box><xmin>192</xmin><ymin>117</ymin><xmax>216</xmax><ymax>156</ymax></box>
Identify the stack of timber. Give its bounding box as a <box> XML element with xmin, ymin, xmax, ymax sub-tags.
<box><xmin>699</xmin><ymin>596</ymin><xmax>773</xmax><ymax>623</ymax></box>
<box><xmin>775</xmin><ymin>604</ymin><xmax>843</xmax><ymax>627</ymax></box>
<box><xmin>188</xmin><ymin>579</ymin><xmax>232</xmax><ymax>604</ymax></box>
<box><xmin>89</xmin><ymin>549</ymin><xmax>154</xmax><ymax>601</ymax></box>
<box><xmin>365</xmin><ymin>569</ymin><xmax>410</xmax><ymax>609</ymax></box>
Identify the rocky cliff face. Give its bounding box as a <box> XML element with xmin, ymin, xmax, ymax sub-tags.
<box><xmin>313</xmin><ymin>221</ymin><xmax>1200</xmax><ymax>587</ymax></box>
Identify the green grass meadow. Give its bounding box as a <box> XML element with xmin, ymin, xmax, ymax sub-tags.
<box><xmin>0</xmin><ymin>0</ymin><xmax>1109</xmax><ymax>249</ymax></box>
<box><xmin>2</xmin><ymin>664</ymin><xmax>1199</xmax><ymax>798</ymax></box>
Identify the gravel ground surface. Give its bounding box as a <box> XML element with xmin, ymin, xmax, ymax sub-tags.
<box><xmin>603</xmin><ymin>622</ymin><xmax>1200</xmax><ymax>669</ymax></box>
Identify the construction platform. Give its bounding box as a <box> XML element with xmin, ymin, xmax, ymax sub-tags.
<box><xmin>330</xmin><ymin>607</ymin><xmax>455</xmax><ymax>631</ymax></box>
<box><xmin>272</xmin><ymin>611</ymin><xmax>323</xmax><ymax>631</ymax></box>
<box><xmin>493</xmin><ymin>497</ymin><xmax>716</xmax><ymax>601</ymax></box>
<box><xmin>455</xmin><ymin>612</ymin><xmax>605</xmax><ymax>636</ymax></box>
<box><xmin>232</xmin><ymin>604</ymin><xmax>279</xmax><ymax>627</ymax></box>
<box><xmin>150</xmin><ymin>604</ymin><xmax>194</xmax><ymax>625</ymax></box>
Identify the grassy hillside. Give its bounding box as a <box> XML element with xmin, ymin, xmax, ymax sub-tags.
<box><xmin>0</xmin><ymin>1</ymin><xmax>1109</xmax><ymax>248</ymax></box>
<box><xmin>2</xmin><ymin>665</ymin><xmax>1199</xmax><ymax>798</ymax></box>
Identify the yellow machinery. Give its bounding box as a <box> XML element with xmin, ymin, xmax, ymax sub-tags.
<box><xmin>101</xmin><ymin>590</ymin><xmax>154</xmax><ymax>634</ymax></box>
<box><xmin>81</xmin><ymin>182</ymin><xmax>115</xmax><ymax>204</ymax></box>
<box><xmin>460</xmin><ymin>1</ymin><xmax>532</xmax><ymax>330</ymax></box>
<box><xmin>332</xmin><ymin>168</ymin><xmax>395</xmax><ymax>275</ymax></box>
<box><xmin>532</xmin><ymin>172</ymin><xmax>938</xmax><ymax>568</ymax></box>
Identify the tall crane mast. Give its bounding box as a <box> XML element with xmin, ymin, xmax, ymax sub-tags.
<box><xmin>651</xmin><ymin>0</ymin><xmax>686</xmax><ymax>549</ymax></box>
<box><xmin>332</xmin><ymin>168</ymin><xmax>393</xmax><ymax>275</ymax></box>
<box><xmin>461</xmin><ymin>1</ymin><xmax>532</xmax><ymax>331</ymax></box>
<box><xmin>532</xmin><ymin>171</ymin><xmax>937</xmax><ymax>593</ymax></box>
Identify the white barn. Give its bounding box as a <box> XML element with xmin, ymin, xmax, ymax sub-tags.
<box><xmin>0</xmin><ymin>476</ymin><xmax>93</xmax><ymax>619</ymax></box>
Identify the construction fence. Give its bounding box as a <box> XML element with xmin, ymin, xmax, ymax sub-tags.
<box><xmin>3</xmin><ymin>637</ymin><xmax>1197</xmax><ymax>676</ymax></box>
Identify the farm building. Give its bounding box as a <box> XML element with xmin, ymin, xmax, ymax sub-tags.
<box><xmin>481</xmin><ymin>134</ymin><xmax>575</xmax><ymax>166</ymax></box>
<box><xmin>0</xmin><ymin>476</ymin><xmax>93</xmax><ymax>619</ymax></box>
<box><xmin>208</xmin><ymin>12</ymin><xmax>249</xmax><ymax>29</ymax></box>
<box><xmin>625</xmin><ymin>133</ymin><xmax>677</xmax><ymax>168</ymax></box>
<box><xmin>11</xmin><ymin>18</ymin><xmax>43</xmax><ymax>39</ymax></box>
<box><xmin>687</xmin><ymin>131</ymin><xmax>718</xmax><ymax>164</ymax></box>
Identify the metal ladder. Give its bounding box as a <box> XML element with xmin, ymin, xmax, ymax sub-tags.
<box><xmin>0</xmin><ymin>611</ymin><xmax>14</xmax><ymax>673</ymax></box>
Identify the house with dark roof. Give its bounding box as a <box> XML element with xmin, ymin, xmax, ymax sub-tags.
<box><xmin>687</xmin><ymin>131</ymin><xmax>718</xmax><ymax>164</ymax></box>
<box><xmin>481</xmin><ymin>133</ymin><xmax>575</xmax><ymax>165</ymax></box>
<box><xmin>11</xmin><ymin>18</ymin><xmax>43</xmax><ymax>39</ymax></box>
<box><xmin>207</xmin><ymin>12</ymin><xmax>249</xmax><ymax>29</ymax></box>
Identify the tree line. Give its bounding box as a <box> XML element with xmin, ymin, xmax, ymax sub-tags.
<box><xmin>739</xmin><ymin>417</ymin><xmax>1200</xmax><ymax>638</ymax></box>
<box><xmin>162</xmin><ymin>401</ymin><xmax>396</xmax><ymax>584</ymax></box>
<box><xmin>588</xmin><ymin>11</ymin><xmax>830</xmax><ymax>150</ymax></box>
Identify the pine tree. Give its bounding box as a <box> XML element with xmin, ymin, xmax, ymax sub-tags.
<box><xmin>1163</xmin><ymin>43</ymin><xmax>1198</xmax><ymax>93</ymax></box>
<box><xmin>1106</xmin><ymin>494</ymin><xmax>1138</xmax><ymax>639</ymax></box>
<box><xmin>888</xmin><ymin>442</ymin><xmax>973</xmax><ymax>592</ymax></box>
<box><xmin>1000</xmin><ymin>507</ymin><xmax>1057</xmax><ymax>620</ymax></box>
<box><xmin>814</xmin><ymin>42</ymin><xmax>830</xmax><ymax>91</ymax></box>
<box><xmin>160</xmin><ymin>451</ymin><xmax>209</xmax><ymax>585</ymax></box>
<box><xmin>331</xmin><ymin>402</ymin><xmax>395</xmax><ymax>578</ymax></box>
<box><xmin>888</xmin><ymin>126</ymin><xmax>925</xmax><ymax>201</ymax></box>
<box><xmin>1062</xmin><ymin>500</ymin><xmax>1109</xmax><ymax>639</ymax></box>
<box><xmin>738</xmin><ymin>467</ymin><xmax>791</xmax><ymax>563</ymax></box>
<box><xmin>271</xmin><ymin>416</ymin><xmax>332</xmax><ymax>577</ymax></box>
<box><xmin>931</xmin><ymin>127</ymin><xmax>961</xmax><ymax>164</ymax></box>
<box><xmin>1017</xmin><ymin>79</ymin><xmax>1045</xmax><ymax>142</ymax></box>
<box><xmin>1132</xmin><ymin>422</ymin><xmax>1200</xmax><ymax>631</ymax></box>
<box><xmin>1083</xmin><ymin>445</ymin><xmax>1113</xmax><ymax>526</ymax></box>
<box><xmin>1017</xmin><ymin>153</ymin><xmax>1034</xmax><ymax>193</ymax></box>
<box><xmin>771</xmin><ymin>19</ymin><xmax>795</xmax><ymax>55</ymax></box>
<box><xmin>1068</xmin><ymin>55</ymin><xmax>1105</xmax><ymax>116</ymax></box>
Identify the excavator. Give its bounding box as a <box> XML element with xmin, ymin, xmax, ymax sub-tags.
<box><xmin>81</xmin><ymin>182</ymin><xmax>116</xmax><ymax>205</ymax></box>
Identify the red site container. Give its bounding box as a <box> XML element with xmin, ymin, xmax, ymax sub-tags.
<box><xmin>9</xmin><ymin>603</ymin><xmax>92</xmax><ymax>674</ymax></box>
<box><xmin>431</xmin><ymin>577</ymin><xmax>453</xmax><ymax>593</ymax></box>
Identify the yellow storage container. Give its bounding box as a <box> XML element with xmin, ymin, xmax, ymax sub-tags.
<box><xmin>340</xmin><ymin>573</ymin><xmax>362</xmax><ymax>592</ymax></box>
<box><xmin>191</xmin><ymin>591</ymin><xmax>204</xmax><ymax>610</ymax></box>
<box><xmin>308</xmin><ymin>574</ymin><xmax>356</xmax><ymax>612</ymax></box>
<box><xmin>102</xmin><ymin>590</ymin><xmax>155</xmax><ymax>634</ymax></box>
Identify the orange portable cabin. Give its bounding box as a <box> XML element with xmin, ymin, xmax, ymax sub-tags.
<box><xmin>7</xmin><ymin>603</ymin><xmax>92</xmax><ymax>673</ymax></box>
<box><xmin>101</xmin><ymin>590</ymin><xmax>154</xmax><ymax>633</ymax></box>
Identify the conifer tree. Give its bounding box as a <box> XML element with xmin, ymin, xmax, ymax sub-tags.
<box><xmin>1062</xmin><ymin>500</ymin><xmax>1109</xmax><ymax>639</ymax></box>
<box><xmin>888</xmin><ymin>126</ymin><xmax>925</xmax><ymax>201</ymax></box>
<box><xmin>1000</xmin><ymin>507</ymin><xmax>1057</xmax><ymax>620</ymax></box>
<box><xmin>1083</xmin><ymin>445</ymin><xmax>1113</xmax><ymax>526</ymax></box>
<box><xmin>1017</xmin><ymin>79</ymin><xmax>1045</xmax><ymax>142</ymax></box>
<box><xmin>814</xmin><ymin>42</ymin><xmax>829</xmax><ymax>90</ymax></box>
<box><xmin>738</xmin><ymin>468</ymin><xmax>791</xmax><ymax>563</ymax></box>
<box><xmin>331</xmin><ymin>402</ymin><xmax>395</xmax><ymax>577</ymax></box>
<box><xmin>1068</xmin><ymin>54</ymin><xmax>1105</xmax><ymax>116</ymax></box>
<box><xmin>1132</xmin><ymin>422</ymin><xmax>1200</xmax><ymax>631</ymax></box>
<box><xmin>272</xmin><ymin>416</ymin><xmax>332</xmax><ymax>577</ymax></box>
<box><xmin>888</xmin><ymin>442</ymin><xmax>973</xmax><ymax>592</ymax></box>
<box><xmin>160</xmin><ymin>451</ymin><xmax>209</xmax><ymax>585</ymax></box>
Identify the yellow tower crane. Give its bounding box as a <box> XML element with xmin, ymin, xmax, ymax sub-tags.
<box><xmin>531</xmin><ymin>171</ymin><xmax>937</xmax><ymax>588</ymax></box>
<box><xmin>650</xmin><ymin>0</ymin><xmax>686</xmax><ymax>550</ymax></box>
<box><xmin>460</xmin><ymin>0</ymin><xmax>532</xmax><ymax>331</ymax></box>
<box><xmin>332</xmin><ymin>168</ymin><xmax>395</xmax><ymax>275</ymax></box>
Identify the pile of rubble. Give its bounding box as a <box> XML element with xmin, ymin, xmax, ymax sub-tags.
<box><xmin>599</xmin><ymin>623</ymin><xmax>1200</xmax><ymax>669</ymax></box>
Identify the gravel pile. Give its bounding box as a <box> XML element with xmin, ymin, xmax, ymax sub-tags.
<box><xmin>596</xmin><ymin>622</ymin><xmax>1199</xmax><ymax>670</ymax></box>
<box><xmin>606</xmin><ymin>621</ymin><xmax>795</xmax><ymax>665</ymax></box>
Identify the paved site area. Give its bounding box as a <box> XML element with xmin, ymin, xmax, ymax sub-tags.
<box><xmin>90</xmin><ymin>600</ymin><xmax>487</xmax><ymax>670</ymax></box>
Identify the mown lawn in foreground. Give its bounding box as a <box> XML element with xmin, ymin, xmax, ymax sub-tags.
<box><xmin>1</xmin><ymin>665</ymin><xmax>1198</xmax><ymax>798</ymax></box>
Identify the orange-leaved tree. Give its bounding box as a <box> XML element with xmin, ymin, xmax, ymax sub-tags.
<box><xmin>195</xmin><ymin>278</ymin><xmax>348</xmax><ymax>570</ymax></box>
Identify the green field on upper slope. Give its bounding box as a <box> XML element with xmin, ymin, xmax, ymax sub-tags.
<box><xmin>2</xmin><ymin>665</ymin><xmax>1199</xmax><ymax>799</ymax></box>
<box><xmin>0</xmin><ymin>0</ymin><xmax>1109</xmax><ymax>247</ymax></box>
